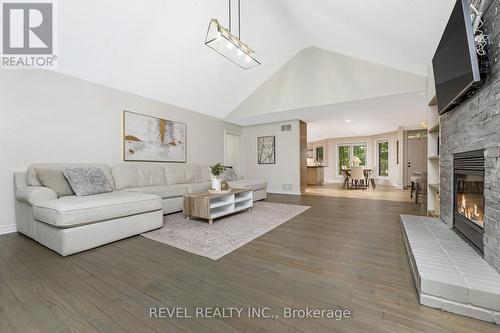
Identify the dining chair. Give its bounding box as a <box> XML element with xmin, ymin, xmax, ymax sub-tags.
<box><xmin>368</xmin><ymin>165</ymin><xmax>377</xmax><ymax>189</ymax></box>
<box><xmin>351</xmin><ymin>166</ymin><xmax>366</xmax><ymax>190</ymax></box>
<box><xmin>342</xmin><ymin>169</ymin><xmax>350</xmax><ymax>189</ymax></box>
<box><xmin>410</xmin><ymin>171</ymin><xmax>427</xmax><ymax>203</ymax></box>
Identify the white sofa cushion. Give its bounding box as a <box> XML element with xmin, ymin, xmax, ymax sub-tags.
<box><xmin>111</xmin><ymin>163</ymin><xmax>211</xmax><ymax>188</ymax></box>
<box><xmin>227</xmin><ymin>179</ymin><xmax>267</xmax><ymax>191</ymax></box>
<box><xmin>124</xmin><ymin>182</ymin><xmax>211</xmax><ymax>198</ymax></box>
<box><xmin>112</xmin><ymin>163</ymin><xmax>168</xmax><ymax>190</ymax></box>
<box><xmin>34</xmin><ymin>210</ymin><xmax>162</xmax><ymax>256</ymax></box>
<box><xmin>111</xmin><ymin>163</ymin><xmax>142</xmax><ymax>189</ymax></box>
<box><xmin>184</xmin><ymin>164</ymin><xmax>204</xmax><ymax>183</ymax></box>
<box><xmin>33</xmin><ymin>191</ymin><xmax>161</xmax><ymax>227</ymax></box>
<box><xmin>141</xmin><ymin>164</ymin><xmax>169</xmax><ymax>186</ymax></box>
<box><xmin>27</xmin><ymin>163</ymin><xmax>114</xmax><ymax>188</ymax></box>
<box><xmin>35</xmin><ymin>168</ymin><xmax>74</xmax><ymax>197</ymax></box>
<box><xmin>200</xmin><ymin>165</ymin><xmax>210</xmax><ymax>182</ymax></box>
<box><xmin>187</xmin><ymin>182</ymin><xmax>211</xmax><ymax>194</ymax></box>
<box><xmin>123</xmin><ymin>184</ymin><xmax>189</xmax><ymax>199</ymax></box>
<box><xmin>164</xmin><ymin>164</ymin><xmax>187</xmax><ymax>184</ymax></box>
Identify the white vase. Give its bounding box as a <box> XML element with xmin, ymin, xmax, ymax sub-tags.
<box><xmin>211</xmin><ymin>178</ymin><xmax>221</xmax><ymax>191</ymax></box>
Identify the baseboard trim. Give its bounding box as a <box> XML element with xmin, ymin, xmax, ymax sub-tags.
<box><xmin>267</xmin><ymin>190</ymin><xmax>302</xmax><ymax>196</ymax></box>
<box><xmin>0</xmin><ymin>224</ymin><xmax>17</xmax><ymax>235</ymax></box>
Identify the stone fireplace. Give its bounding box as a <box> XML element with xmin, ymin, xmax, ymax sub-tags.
<box><xmin>453</xmin><ymin>149</ymin><xmax>485</xmax><ymax>253</ymax></box>
<box><xmin>440</xmin><ymin>2</ymin><xmax>500</xmax><ymax>277</ymax></box>
<box><xmin>440</xmin><ymin>0</ymin><xmax>500</xmax><ymax>274</ymax></box>
<box><xmin>397</xmin><ymin>0</ymin><xmax>500</xmax><ymax>322</ymax></box>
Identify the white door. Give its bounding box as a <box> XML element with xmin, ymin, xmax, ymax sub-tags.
<box><xmin>225</xmin><ymin>133</ymin><xmax>240</xmax><ymax>174</ymax></box>
<box><xmin>406</xmin><ymin>137</ymin><xmax>427</xmax><ymax>186</ymax></box>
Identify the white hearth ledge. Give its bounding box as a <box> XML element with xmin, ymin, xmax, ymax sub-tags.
<box><xmin>400</xmin><ymin>214</ymin><xmax>500</xmax><ymax>324</ymax></box>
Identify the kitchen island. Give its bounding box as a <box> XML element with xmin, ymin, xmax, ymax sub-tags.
<box><xmin>307</xmin><ymin>166</ymin><xmax>326</xmax><ymax>185</ymax></box>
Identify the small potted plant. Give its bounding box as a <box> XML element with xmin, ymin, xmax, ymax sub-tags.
<box><xmin>209</xmin><ymin>163</ymin><xmax>225</xmax><ymax>192</ymax></box>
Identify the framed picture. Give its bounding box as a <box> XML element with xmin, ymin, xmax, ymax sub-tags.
<box><xmin>257</xmin><ymin>136</ymin><xmax>275</xmax><ymax>164</ymax></box>
<box><xmin>123</xmin><ymin>111</ymin><xmax>186</xmax><ymax>162</ymax></box>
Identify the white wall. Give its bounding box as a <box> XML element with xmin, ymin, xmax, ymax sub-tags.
<box><xmin>240</xmin><ymin>120</ymin><xmax>301</xmax><ymax>195</ymax></box>
<box><xmin>308</xmin><ymin>131</ymin><xmax>401</xmax><ymax>187</ymax></box>
<box><xmin>0</xmin><ymin>70</ymin><xmax>241</xmax><ymax>231</ymax></box>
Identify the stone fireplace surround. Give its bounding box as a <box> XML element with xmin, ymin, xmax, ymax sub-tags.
<box><xmin>440</xmin><ymin>0</ymin><xmax>500</xmax><ymax>275</ymax></box>
<box><xmin>398</xmin><ymin>0</ymin><xmax>500</xmax><ymax>323</ymax></box>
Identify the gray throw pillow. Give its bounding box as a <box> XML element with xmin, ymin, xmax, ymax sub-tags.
<box><xmin>35</xmin><ymin>168</ymin><xmax>74</xmax><ymax>198</ymax></box>
<box><xmin>220</xmin><ymin>166</ymin><xmax>237</xmax><ymax>181</ymax></box>
<box><xmin>63</xmin><ymin>167</ymin><xmax>113</xmax><ymax>196</ymax></box>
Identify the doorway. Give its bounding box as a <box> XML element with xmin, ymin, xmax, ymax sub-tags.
<box><xmin>224</xmin><ymin>132</ymin><xmax>240</xmax><ymax>174</ymax></box>
<box><xmin>405</xmin><ymin>130</ymin><xmax>427</xmax><ymax>187</ymax></box>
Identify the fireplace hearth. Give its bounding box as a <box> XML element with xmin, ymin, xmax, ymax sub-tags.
<box><xmin>453</xmin><ymin>149</ymin><xmax>485</xmax><ymax>253</ymax></box>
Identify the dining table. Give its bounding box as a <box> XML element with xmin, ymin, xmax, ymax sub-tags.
<box><xmin>341</xmin><ymin>168</ymin><xmax>375</xmax><ymax>189</ymax></box>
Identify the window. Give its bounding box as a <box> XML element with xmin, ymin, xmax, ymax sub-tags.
<box><xmin>315</xmin><ymin>146</ymin><xmax>324</xmax><ymax>162</ymax></box>
<box><xmin>378</xmin><ymin>140</ymin><xmax>389</xmax><ymax>177</ymax></box>
<box><xmin>337</xmin><ymin>143</ymin><xmax>367</xmax><ymax>175</ymax></box>
<box><xmin>338</xmin><ymin>145</ymin><xmax>350</xmax><ymax>173</ymax></box>
<box><xmin>353</xmin><ymin>144</ymin><xmax>366</xmax><ymax>166</ymax></box>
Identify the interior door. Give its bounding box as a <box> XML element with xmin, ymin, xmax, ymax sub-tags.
<box><xmin>224</xmin><ymin>133</ymin><xmax>240</xmax><ymax>174</ymax></box>
<box><xmin>406</xmin><ymin>137</ymin><xmax>428</xmax><ymax>186</ymax></box>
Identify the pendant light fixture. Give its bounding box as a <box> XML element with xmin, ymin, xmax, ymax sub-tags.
<box><xmin>205</xmin><ymin>0</ymin><xmax>260</xmax><ymax>69</ymax></box>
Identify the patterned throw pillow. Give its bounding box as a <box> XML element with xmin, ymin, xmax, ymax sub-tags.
<box><xmin>220</xmin><ymin>166</ymin><xmax>237</xmax><ymax>181</ymax></box>
<box><xmin>63</xmin><ymin>167</ymin><xmax>113</xmax><ymax>196</ymax></box>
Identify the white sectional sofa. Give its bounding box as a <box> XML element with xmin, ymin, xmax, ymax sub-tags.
<box><xmin>14</xmin><ymin>162</ymin><xmax>267</xmax><ymax>256</ymax></box>
<box><xmin>111</xmin><ymin>163</ymin><xmax>212</xmax><ymax>214</ymax></box>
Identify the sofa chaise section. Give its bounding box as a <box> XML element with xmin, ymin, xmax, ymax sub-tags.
<box><xmin>33</xmin><ymin>191</ymin><xmax>161</xmax><ymax>227</ymax></box>
<box><xmin>14</xmin><ymin>163</ymin><xmax>163</xmax><ymax>256</ymax></box>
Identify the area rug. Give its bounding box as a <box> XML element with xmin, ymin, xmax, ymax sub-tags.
<box><xmin>141</xmin><ymin>201</ymin><xmax>310</xmax><ymax>260</ymax></box>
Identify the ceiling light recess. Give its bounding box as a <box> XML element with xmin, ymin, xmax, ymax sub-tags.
<box><xmin>205</xmin><ymin>0</ymin><xmax>260</xmax><ymax>69</ymax></box>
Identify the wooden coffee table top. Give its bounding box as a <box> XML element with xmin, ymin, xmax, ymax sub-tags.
<box><xmin>184</xmin><ymin>188</ymin><xmax>249</xmax><ymax>198</ymax></box>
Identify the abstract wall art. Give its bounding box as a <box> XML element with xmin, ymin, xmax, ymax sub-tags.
<box><xmin>123</xmin><ymin>111</ymin><xmax>186</xmax><ymax>162</ymax></box>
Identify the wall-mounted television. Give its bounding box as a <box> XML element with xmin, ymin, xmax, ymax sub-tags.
<box><xmin>432</xmin><ymin>0</ymin><xmax>481</xmax><ymax>115</ymax></box>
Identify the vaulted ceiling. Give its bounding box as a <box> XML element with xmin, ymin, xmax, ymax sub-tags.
<box><xmin>226</xmin><ymin>47</ymin><xmax>429</xmax><ymax>140</ymax></box>
<box><xmin>53</xmin><ymin>0</ymin><xmax>456</xmax><ymax>136</ymax></box>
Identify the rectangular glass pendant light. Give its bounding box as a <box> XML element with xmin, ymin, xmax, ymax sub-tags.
<box><xmin>205</xmin><ymin>16</ymin><xmax>260</xmax><ymax>70</ymax></box>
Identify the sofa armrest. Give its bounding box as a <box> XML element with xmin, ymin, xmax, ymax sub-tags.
<box><xmin>16</xmin><ymin>186</ymin><xmax>57</xmax><ymax>205</ymax></box>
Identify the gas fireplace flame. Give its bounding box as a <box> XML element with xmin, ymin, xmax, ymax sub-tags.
<box><xmin>474</xmin><ymin>204</ymin><xmax>480</xmax><ymax>218</ymax></box>
<box><xmin>458</xmin><ymin>194</ymin><xmax>483</xmax><ymax>225</ymax></box>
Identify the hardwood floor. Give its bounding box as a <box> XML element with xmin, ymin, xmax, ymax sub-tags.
<box><xmin>304</xmin><ymin>183</ymin><xmax>417</xmax><ymax>203</ymax></box>
<box><xmin>0</xmin><ymin>194</ymin><xmax>497</xmax><ymax>332</ymax></box>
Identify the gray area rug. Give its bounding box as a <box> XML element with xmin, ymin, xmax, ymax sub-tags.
<box><xmin>142</xmin><ymin>201</ymin><xmax>310</xmax><ymax>260</ymax></box>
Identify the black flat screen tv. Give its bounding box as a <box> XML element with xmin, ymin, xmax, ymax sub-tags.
<box><xmin>432</xmin><ymin>0</ymin><xmax>480</xmax><ymax>114</ymax></box>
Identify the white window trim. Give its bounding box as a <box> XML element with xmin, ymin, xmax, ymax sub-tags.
<box><xmin>376</xmin><ymin>139</ymin><xmax>389</xmax><ymax>178</ymax></box>
<box><xmin>335</xmin><ymin>142</ymin><xmax>368</xmax><ymax>177</ymax></box>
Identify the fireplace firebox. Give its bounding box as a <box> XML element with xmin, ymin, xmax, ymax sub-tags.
<box><xmin>453</xmin><ymin>149</ymin><xmax>485</xmax><ymax>253</ymax></box>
